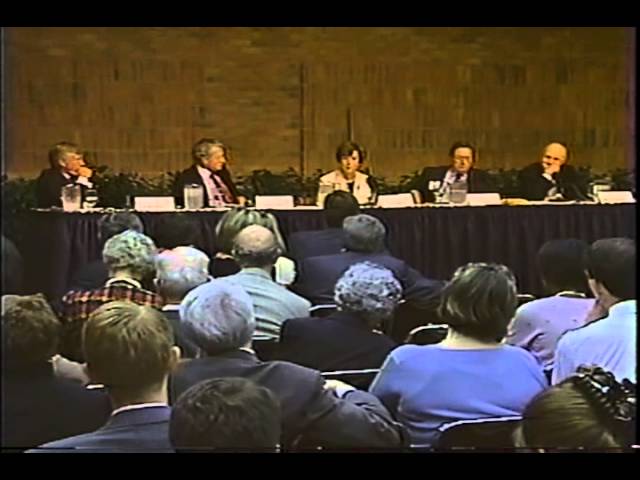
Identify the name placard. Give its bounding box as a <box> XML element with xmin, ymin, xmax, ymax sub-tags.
<box><xmin>254</xmin><ymin>195</ymin><xmax>295</xmax><ymax>210</ymax></box>
<box><xmin>376</xmin><ymin>193</ymin><xmax>416</xmax><ymax>208</ymax></box>
<box><xmin>467</xmin><ymin>193</ymin><xmax>502</xmax><ymax>206</ymax></box>
<box><xmin>133</xmin><ymin>196</ymin><xmax>176</xmax><ymax>211</ymax></box>
<box><xmin>596</xmin><ymin>191</ymin><xmax>635</xmax><ymax>204</ymax></box>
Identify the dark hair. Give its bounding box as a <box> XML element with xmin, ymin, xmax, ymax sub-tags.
<box><xmin>521</xmin><ymin>366</ymin><xmax>635</xmax><ymax>450</ymax></box>
<box><xmin>335</xmin><ymin>141</ymin><xmax>365</xmax><ymax>163</ymax></box>
<box><xmin>537</xmin><ymin>239</ymin><xmax>589</xmax><ymax>294</ymax></box>
<box><xmin>98</xmin><ymin>212</ymin><xmax>144</xmax><ymax>244</ymax></box>
<box><xmin>324</xmin><ymin>191</ymin><xmax>361</xmax><ymax>228</ymax></box>
<box><xmin>2</xmin><ymin>294</ymin><xmax>60</xmax><ymax>368</ymax></box>
<box><xmin>192</xmin><ymin>138</ymin><xmax>229</xmax><ymax>165</ymax></box>
<box><xmin>342</xmin><ymin>214</ymin><xmax>386</xmax><ymax>253</ymax></box>
<box><xmin>448</xmin><ymin>142</ymin><xmax>476</xmax><ymax>161</ymax></box>
<box><xmin>170</xmin><ymin>377</ymin><xmax>281</xmax><ymax>452</ymax></box>
<box><xmin>48</xmin><ymin>141</ymin><xmax>81</xmax><ymax>169</ymax></box>
<box><xmin>153</xmin><ymin>214</ymin><xmax>200</xmax><ymax>250</ymax></box>
<box><xmin>2</xmin><ymin>235</ymin><xmax>24</xmax><ymax>295</ymax></box>
<box><xmin>585</xmin><ymin>238</ymin><xmax>635</xmax><ymax>300</ymax></box>
<box><xmin>438</xmin><ymin>263</ymin><xmax>517</xmax><ymax>342</ymax></box>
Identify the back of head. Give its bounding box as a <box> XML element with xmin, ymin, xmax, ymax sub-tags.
<box><xmin>2</xmin><ymin>294</ymin><xmax>60</xmax><ymax>370</ymax></box>
<box><xmin>102</xmin><ymin>230</ymin><xmax>158</xmax><ymax>280</ymax></box>
<box><xmin>98</xmin><ymin>212</ymin><xmax>144</xmax><ymax>245</ymax></box>
<box><xmin>83</xmin><ymin>301</ymin><xmax>174</xmax><ymax>390</ymax></box>
<box><xmin>48</xmin><ymin>141</ymin><xmax>80</xmax><ymax>169</ymax></box>
<box><xmin>537</xmin><ymin>238</ymin><xmax>589</xmax><ymax>294</ymax></box>
<box><xmin>153</xmin><ymin>214</ymin><xmax>199</xmax><ymax>250</ymax></box>
<box><xmin>334</xmin><ymin>262</ymin><xmax>402</xmax><ymax>328</ymax></box>
<box><xmin>438</xmin><ymin>263</ymin><xmax>518</xmax><ymax>342</ymax></box>
<box><xmin>232</xmin><ymin>225</ymin><xmax>282</xmax><ymax>269</ymax></box>
<box><xmin>215</xmin><ymin>208</ymin><xmax>286</xmax><ymax>256</ymax></box>
<box><xmin>170</xmin><ymin>377</ymin><xmax>281</xmax><ymax>452</ymax></box>
<box><xmin>155</xmin><ymin>247</ymin><xmax>211</xmax><ymax>301</ymax></box>
<box><xmin>2</xmin><ymin>235</ymin><xmax>24</xmax><ymax>295</ymax></box>
<box><xmin>521</xmin><ymin>366</ymin><xmax>635</xmax><ymax>451</ymax></box>
<box><xmin>342</xmin><ymin>214</ymin><xmax>386</xmax><ymax>253</ymax></box>
<box><xmin>585</xmin><ymin>238</ymin><xmax>635</xmax><ymax>300</ymax></box>
<box><xmin>179</xmin><ymin>279</ymin><xmax>255</xmax><ymax>355</ymax></box>
<box><xmin>324</xmin><ymin>191</ymin><xmax>360</xmax><ymax>229</ymax></box>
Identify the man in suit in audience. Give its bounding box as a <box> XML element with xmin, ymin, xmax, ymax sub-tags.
<box><xmin>288</xmin><ymin>191</ymin><xmax>360</xmax><ymax>262</ymax></box>
<box><xmin>35</xmin><ymin>141</ymin><xmax>94</xmax><ymax>208</ymax></box>
<box><xmin>30</xmin><ymin>301</ymin><xmax>181</xmax><ymax>452</ymax></box>
<box><xmin>294</xmin><ymin>214</ymin><xmax>443</xmax><ymax>309</ymax></box>
<box><xmin>155</xmin><ymin>246</ymin><xmax>212</xmax><ymax>358</ymax></box>
<box><xmin>553</xmin><ymin>238</ymin><xmax>636</xmax><ymax>385</ymax></box>
<box><xmin>2</xmin><ymin>294</ymin><xmax>111</xmax><ymax>452</ymax></box>
<box><xmin>69</xmin><ymin>212</ymin><xmax>145</xmax><ymax>292</ymax></box>
<box><xmin>221</xmin><ymin>225</ymin><xmax>311</xmax><ymax>340</ymax></box>
<box><xmin>417</xmin><ymin>142</ymin><xmax>495</xmax><ymax>203</ymax></box>
<box><xmin>517</xmin><ymin>142</ymin><xmax>589</xmax><ymax>201</ymax></box>
<box><xmin>279</xmin><ymin>262</ymin><xmax>400</xmax><ymax>390</ymax></box>
<box><xmin>2</xmin><ymin>235</ymin><xmax>24</xmax><ymax>295</ymax></box>
<box><xmin>170</xmin><ymin>279</ymin><xmax>406</xmax><ymax>450</ymax></box>
<box><xmin>170</xmin><ymin>377</ymin><xmax>282</xmax><ymax>452</ymax></box>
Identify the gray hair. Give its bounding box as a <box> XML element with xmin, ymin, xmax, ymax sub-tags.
<box><xmin>155</xmin><ymin>247</ymin><xmax>211</xmax><ymax>300</ymax></box>
<box><xmin>102</xmin><ymin>230</ymin><xmax>157</xmax><ymax>280</ymax></box>
<box><xmin>343</xmin><ymin>214</ymin><xmax>386</xmax><ymax>253</ymax></box>
<box><xmin>334</xmin><ymin>262</ymin><xmax>402</xmax><ymax>327</ymax></box>
<box><xmin>232</xmin><ymin>225</ymin><xmax>282</xmax><ymax>269</ymax></box>
<box><xmin>179</xmin><ymin>279</ymin><xmax>255</xmax><ymax>355</ymax></box>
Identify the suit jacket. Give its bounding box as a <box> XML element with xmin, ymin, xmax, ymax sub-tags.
<box><xmin>173</xmin><ymin>165</ymin><xmax>239</xmax><ymax>207</ymax></box>
<box><xmin>35</xmin><ymin>168</ymin><xmax>85</xmax><ymax>208</ymax></box>
<box><xmin>287</xmin><ymin>228</ymin><xmax>346</xmax><ymax>262</ymax></box>
<box><xmin>517</xmin><ymin>163</ymin><xmax>589</xmax><ymax>201</ymax></box>
<box><xmin>169</xmin><ymin>350</ymin><xmax>404</xmax><ymax>449</ymax></box>
<box><xmin>2</xmin><ymin>364</ymin><xmax>111</xmax><ymax>452</ymax></box>
<box><xmin>30</xmin><ymin>406</ymin><xmax>173</xmax><ymax>453</ymax></box>
<box><xmin>162</xmin><ymin>307</ymin><xmax>202</xmax><ymax>359</ymax></box>
<box><xmin>279</xmin><ymin>311</ymin><xmax>397</xmax><ymax>389</ymax></box>
<box><xmin>417</xmin><ymin>166</ymin><xmax>496</xmax><ymax>203</ymax></box>
<box><xmin>294</xmin><ymin>251</ymin><xmax>443</xmax><ymax>310</ymax></box>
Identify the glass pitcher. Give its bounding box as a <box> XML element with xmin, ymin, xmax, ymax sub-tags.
<box><xmin>183</xmin><ymin>184</ymin><xmax>204</xmax><ymax>210</ymax></box>
<box><xmin>61</xmin><ymin>184</ymin><xmax>82</xmax><ymax>211</ymax></box>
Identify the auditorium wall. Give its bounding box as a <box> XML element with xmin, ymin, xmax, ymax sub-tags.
<box><xmin>3</xmin><ymin>27</ymin><xmax>635</xmax><ymax>179</ymax></box>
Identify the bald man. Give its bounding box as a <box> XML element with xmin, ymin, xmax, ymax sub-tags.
<box><xmin>221</xmin><ymin>225</ymin><xmax>311</xmax><ymax>340</ymax></box>
<box><xmin>517</xmin><ymin>142</ymin><xmax>589</xmax><ymax>201</ymax></box>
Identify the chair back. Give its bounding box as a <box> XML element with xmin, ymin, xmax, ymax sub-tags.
<box><xmin>434</xmin><ymin>416</ymin><xmax>522</xmax><ymax>451</ymax></box>
<box><xmin>321</xmin><ymin>368</ymin><xmax>380</xmax><ymax>390</ymax></box>
<box><xmin>252</xmin><ymin>338</ymin><xmax>280</xmax><ymax>361</ymax></box>
<box><xmin>309</xmin><ymin>304</ymin><xmax>338</xmax><ymax>318</ymax></box>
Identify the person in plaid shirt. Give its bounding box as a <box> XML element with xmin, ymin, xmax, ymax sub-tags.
<box><xmin>60</xmin><ymin>230</ymin><xmax>164</xmax><ymax>362</ymax></box>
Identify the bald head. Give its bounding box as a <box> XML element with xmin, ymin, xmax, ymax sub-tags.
<box><xmin>232</xmin><ymin>225</ymin><xmax>282</xmax><ymax>270</ymax></box>
<box><xmin>541</xmin><ymin>142</ymin><xmax>568</xmax><ymax>174</ymax></box>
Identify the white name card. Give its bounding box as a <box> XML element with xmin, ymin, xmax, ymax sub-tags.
<box><xmin>254</xmin><ymin>195</ymin><xmax>295</xmax><ymax>210</ymax></box>
<box><xmin>134</xmin><ymin>196</ymin><xmax>176</xmax><ymax>211</ymax></box>
<box><xmin>596</xmin><ymin>191</ymin><xmax>635</xmax><ymax>204</ymax></box>
<box><xmin>376</xmin><ymin>193</ymin><xmax>416</xmax><ymax>208</ymax></box>
<box><xmin>466</xmin><ymin>193</ymin><xmax>502</xmax><ymax>206</ymax></box>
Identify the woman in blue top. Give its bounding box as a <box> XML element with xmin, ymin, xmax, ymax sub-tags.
<box><xmin>370</xmin><ymin>263</ymin><xmax>548</xmax><ymax>448</ymax></box>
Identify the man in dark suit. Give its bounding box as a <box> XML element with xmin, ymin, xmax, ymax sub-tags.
<box><xmin>279</xmin><ymin>262</ymin><xmax>400</xmax><ymax>389</ymax></box>
<box><xmin>518</xmin><ymin>142</ymin><xmax>589</xmax><ymax>201</ymax></box>
<box><xmin>35</xmin><ymin>141</ymin><xmax>94</xmax><ymax>208</ymax></box>
<box><xmin>29</xmin><ymin>301</ymin><xmax>181</xmax><ymax>452</ymax></box>
<box><xmin>2</xmin><ymin>294</ymin><xmax>111</xmax><ymax>452</ymax></box>
<box><xmin>417</xmin><ymin>141</ymin><xmax>495</xmax><ymax>203</ymax></box>
<box><xmin>173</xmin><ymin>138</ymin><xmax>243</xmax><ymax>207</ymax></box>
<box><xmin>288</xmin><ymin>191</ymin><xmax>360</xmax><ymax>262</ymax></box>
<box><xmin>170</xmin><ymin>279</ymin><xmax>406</xmax><ymax>450</ymax></box>
<box><xmin>294</xmin><ymin>214</ymin><xmax>443</xmax><ymax>309</ymax></box>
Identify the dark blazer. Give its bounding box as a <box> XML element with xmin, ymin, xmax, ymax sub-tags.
<box><xmin>35</xmin><ymin>168</ymin><xmax>84</xmax><ymax>208</ymax></box>
<box><xmin>517</xmin><ymin>163</ymin><xmax>589</xmax><ymax>201</ymax></box>
<box><xmin>2</xmin><ymin>364</ymin><xmax>111</xmax><ymax>452</ymax></box>
<box><xmin>287</xmin><ymin>228</ymin><xmax>346</xmax><ymax>262</ymax></box>
<box><xmin>173</xmin><ymin>165</ymin><xmax>239</xmax><ymax>207</ymax></box>
<box><xmin>69</xmin><ymin>260</ymin><xmax>109</xmax><ymax>292</ymax></box>
<box><xmin>162</xmin><ymin>308</ymin><xmax>202</xmax><ymax>359</ymax></box>
<box><xmin>169</xmin><ymin>350</ymin><xmax>404</xmax><ymax>449</ymax></box>
<box><xmin>279</xmin><ymin>311</ymin><xmax>397</xmax><ymax>388</ymax></box>
<box><xmin>417</xmin><ymin>166</ymin><xmax>496</xmax><ymax>203</ymax></box>
<box><xmin>294</xmin><ymin>251</ymin><xmax>444</xmax><ymax>309</ymax></box>
<box><xmin>29</xmin><ymin>406</ymin><xmax>173</xmax><ymax>453</ymax></box>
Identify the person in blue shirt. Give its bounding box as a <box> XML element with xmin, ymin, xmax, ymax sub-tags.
<box><xmin>370</xmin><ymin>262</ymin><xmax>547</xmax><ymax>448</ymax></box>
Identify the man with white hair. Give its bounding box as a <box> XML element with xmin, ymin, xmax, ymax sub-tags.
<box><xmin>155</xmin><ymin>246</ymin><xmax>211</xmax><ymax>358</ymax></box>
<box><xmin>222</xmin><ymin>224</ymin><xmax>310</xmax><ymax>340</ymax></box>
<box><xmin>170</xmin><ymin>279</ymin><xmax>405</xmax><ymax>450</ymax></box>
<box><xmin>59</xmin><ymin>230</ymin><xmax>163</xmax><ymax>362</ymax></box>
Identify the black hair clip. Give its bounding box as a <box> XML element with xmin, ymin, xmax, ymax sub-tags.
<box><xmin>574</xmin><ymin>365</ymin><xmax>636</xmax><ymax>423</ymax></box>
